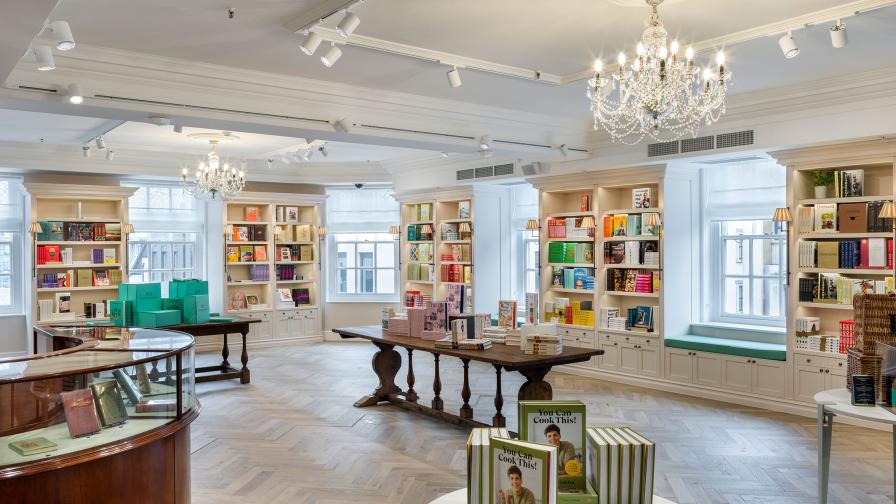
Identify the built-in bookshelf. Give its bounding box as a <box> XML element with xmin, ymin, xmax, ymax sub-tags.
<box><xmin>25</xmin><ymin>183</ymin><xmax>137</xmax><ymax>325</ymax></box>
<box><xmin>774</xmin><ymin>142</ymin><xmax>896</xmax><ymax>365</ymax></box>
<box><xmin>222</xmin><ymin>192</ymin><xmax>325</xmax><ymax>344</ymax></box>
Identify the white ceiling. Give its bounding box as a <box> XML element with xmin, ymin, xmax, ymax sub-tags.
<box><xmin>43</xmin><ymin>0</ymin><xmax>896</xmax><ymax>118</ymax></box>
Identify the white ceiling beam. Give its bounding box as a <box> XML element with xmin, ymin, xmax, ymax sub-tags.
<box><xmin>283</xmin><ymin>0</ymin><xmax>361</xmax><ymax>33</ymax></box>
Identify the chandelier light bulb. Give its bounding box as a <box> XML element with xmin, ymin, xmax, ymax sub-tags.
<box><xmin>670</xmin><ymin>40</ymin><xmax>679</xmax><ymax>55</ymax></box>
<box><xmin>238</xmin><ymin>171</ymin><xmax>245</xmax><ymax>178</ymax></box>
<box><xmin>632</xmin><ymin>59</ymin><xmax>642</xmax><ymax>72</ymax></box>
<box><xmin>702</xmin><ymin>67</ymin><xmax>712</xmax><ymax>81</ymax></box>
<box><xmin>716</xmin><ymin>51</ymin><xmax>726</xmax><ymax>66</ymax></box>
<box><xmin>658</xmin><ymin>46</ymin><xmax>668</xmax><ymax>60</ymax></box>
<box><xmin>685</xmin><ymin>46</ymin><xmax>694</xmax><ymax>61</ymax></box>
<box><xmin>182</xmin><ymin>167</ymin><xmax>188</xmax><ymax>176</ymax></box>
<box><xmin>593</xmin><ymin>59</ymin><xmax>603</xmax><ymax>73</ymax></box>
<box><xmin>617</xmin><ymin>52</ymin><xmax>626</xmax><ymax>66</ymax></box>
<box><xmin>636</xmin><ymin>42</ymin><xmax>646</xmax><ymax>56</ymax></box>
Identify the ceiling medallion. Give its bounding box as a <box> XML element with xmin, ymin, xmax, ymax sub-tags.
<box><xmin>587</xmin><ymin>0</ymin><xmax>731</xmax><ymax>144</ymax></box>
<box><xmin>180</xmin><ymin>131</ymin><xmax>246</xmax><ymax>200</ymax></box>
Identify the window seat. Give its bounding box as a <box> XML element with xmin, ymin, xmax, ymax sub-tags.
<box><xmin>665</xmin><ymin>334</ymin><xmax>787</xmax><ymax>361</ymax></box>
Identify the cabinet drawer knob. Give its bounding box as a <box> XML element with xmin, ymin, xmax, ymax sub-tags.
<box><xmin>838</xmin><ymin>362</ymin><xmax>843</xmax><ymax>367</ymax></box>
<box><xmin>819</xmin><ymin>368</ymin><xmax>824</xmax><ymax>373</ymax></box>
<box><xmin>825</xmin><ymin>369</ymin><xmax>830</xmax><ymax>374</ymax></box>
<box><xmin>806</xmin><ymin>358</ymin><xmax>811</xmax><ymax>363</ymax></box>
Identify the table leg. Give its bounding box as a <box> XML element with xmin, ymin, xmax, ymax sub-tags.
<box><xmin>405</xmin><ymin>348</ymin><xmax>418</xmax><ymax>403</ymax></box>
<box><xmin>817</xmin><ymin>404</ymin><xmax>833</xmax><ymax>504</ymax></box>
<box><xmin>493</xmin><ymin>364</ymin><xmax>505</xmax><ymax>427</ymax></box>
<box><xmin>354</xmin><ymin>342</ymin><xmax>402</xmax><ymax>407</ymax></box>
<box><xmin>518</xmin><ymin>366</ymin><xmax>553</xmax><ymax>400</ymax></box>
<box><xmin>240</xmin><ymin>328</ymin><xmax>250</xmax><ymax>384</ymax></box>
<box><xmin>432</xmin><ymin>354</ymin><xmax>444</xmax><ymax>411</ymax></box>
<box><xmin>460</xmin><ymin>358</ymin><xmax>473</xmax><ymax>419</ymax></box>
<box><xmin>221</xmin><ymin>333</ymin><xmax>230</xmax><ymax>371</ymax></box>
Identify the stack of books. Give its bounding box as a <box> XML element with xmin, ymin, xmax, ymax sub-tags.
<box><xmin>546</xmin><ymin>217</ymin><xmax>593</xmax><ymax>239</ymax></box>
<box><xmin>524</xmin><ymin>334</ymin><xmax>563</xmax><ymax>355</ymax></box>
<box><xmin>408</xmin><ymin>262</ymin><xmax>434</xmax><ymax>281</ymax></box>
<box><xmin>482</xmin><ymin>326</ymin><xmax>508</xmax><ymax>344</ymax></box>
<box><xmin>275</xmin><ymin>264</ymin><xmax>300</xmax><ymax>281</ymax></box>
<box><xmin>434</xmin><ymin>338</ymin><xmax>492</xmax><ymax>350</ymax></box>
<box><xmin>607</xmin><ymin>317</ymin><xmax>628</xmax><ymax>331</ymax></box>
<box><xmin>504</xmin><ymin>329</ymin><xmax>521</xmax><ymax>348</ymax></box>
<box><xmin>250</xmin><ymin>264</ymin><xmax>269</xmax><ymax>281</ymax></box>
<box><xmin>586</xmin><ymin>426</ymin><xmax>655</xmax><ymax>504</ymax></box>
<box><xmin>387</xmin><ymin>314</ymin><xmax>409</xmax><ymax>335</ymax></box>
<box><xmin>547</xmin><ymin>242</ymin><xmax>594</xmax><ymax>264</ymax></box>
<box><xmin>411</xmin><ymin>243</ymin><xmax>433</xmax><ymax>262</ymax></box>
<box><xmin>550</xmin><ymin>266</ymin><xmax>595</xmax><ymax>290</ymax></box>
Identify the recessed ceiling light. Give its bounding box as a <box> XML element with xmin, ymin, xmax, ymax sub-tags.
<box><xmin>49</xmin><ymin>21</ymin><xmax>75</xmax><ymax>51</ymax></box>
<box><xmin>478</xmin><ymin>135</ymin><xmax>491</xmax><ymax>150</ymax></box>
<box><xmin>336</xmin><ymin>12</ymin><xmax>360</xmax><ymax>38</ymax></box>
<box><xmin>447</xmin><ymin>67</ymin><xmax>462</xmax><ymax>88</ymax></box>
<box><xmin>67</xmin><ymin>83</ymin><xmax>84</xmax><ymax>104</ymax></box>
<box><xmin>34</xmin><ymin>45</ymin><xmax>55</xmax><ymax>71</ymax></box>
<box><xmin>321</xmin><ymin>44</ymin><xmax>342</xmax><ymax>67</ymax></box>
<box><xmin>830</xmin><ymin>20</ymin><xmax>847</xmax><ymax>48</ymax></box>
<box><xmin>300</xmin><ymin>31</ymin><xmax>323</xmax><ymax>56</ymax></box>
<box><xmin>778</xmin><ymin>31</ymin><xmax>800</xmax><ymax>59</ymax></box>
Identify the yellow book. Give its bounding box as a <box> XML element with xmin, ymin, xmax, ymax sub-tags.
<box><xmin>226</xmin><ymin>246</ymin><xmax>239</xmax><ymax>263</ymax></box>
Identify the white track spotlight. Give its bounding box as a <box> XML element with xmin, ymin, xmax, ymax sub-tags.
<box><xmin>95</xmin><ymin>136</ymin><xmax>106</xmax><ymax>150</ymax></box>
<box><xmin>267</xmin><ymin>159</ymin><xmax>273</xmax><ymax>169</ymax></box>
<box><xmin>318</xmin><ymin>144</ymin><xmax>329</xmax><ymax>157</ymax></box>
<box><xmin>148</xmin><ymin>116</ymin><xmax>171</xmax><ymax>126</ymax></box>
<box><xmin>478</xmin><ymin>135</ymin><xmax>491</xmax><ymax>151</ymax></box>
<box><xmin>67</xmin><ymin>83</ymin><xmax>84</xmax><ymax>104</ymax></box>
<box><xmin>81</xmin><ymin>145</ymin><xmax>90</xmax><ymax>158</ymax></box>
<box><xmin>830</xmin><ymin>20</ymin><xmax>847</xmax><ymax>49</ymax></box>
<box><xmin>33</xmin><ymin>45</ymin><xmax>55</xmax><ymax>71</ymax></box>
<box><xmin>173</xmin><ymin>124</ymin><xmax>183</xmax><ymax>134</ymax></box>
<box><xmin>778</xmin><ymin>31</ymin><xmax>800</xmax><ymax>59</ymax></box>
<box><xmin>440</xmin><ymin>152</ymin><xmax>449</xmax><ymax>158</ymax></box>
<box><xmin>333</xmin><ymin>118</ymin><xmax>353</xmax><ymax>133</ymax></box>
<box><xmin>557</xmin><ymin>144</ymin><xmax>569</xmax><ymax>157</ymax></box>
<box><xmin>321</xmin><ymin>44</ymin><xmax>342</xmax><ymax>67</ymax></box>
<box><xmin>49</xmin><ymin>21</ymin><xmax>75</xmax><ymax>50</ymax></box>
<box><xmin>446</xmin><ymin>66</ymin><xmax>462</xmax><ymax>88</ymax></box>
<box><xmin>336</xmin><ymin>12</ymin><xmax>360</xmax><ymax>38</ymax></box>
<box><xmin>300</xmin><ymin>31</ymin><xmax>323</xmax><ymax>55</ymax></box>
<box><xmin>105</xmin><ymin>149</ymin><xmax>115</xmax><ymax>161</ymax></box>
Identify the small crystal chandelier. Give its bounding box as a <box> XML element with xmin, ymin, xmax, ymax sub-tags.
<box><xmin>587</xmin><ymin>0</ymin><xmax>731</xmax><ymax>145</ymax></box>
<box><xmin>180</xmin><ymin>134</ymin><xmax>246</xmax><ymax>200</ymax></box>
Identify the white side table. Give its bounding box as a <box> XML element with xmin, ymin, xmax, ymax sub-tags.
<box><xmin>429</xmin><ymin>488</ymin><xmax>677</xmax><ymax>503</ymax></box>
<box><xmin>814</xmin><ymin>388</ymin><xmax>896</xmax><ymax>504</ymax></box>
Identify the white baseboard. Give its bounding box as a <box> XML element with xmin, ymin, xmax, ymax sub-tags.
<box><xmin>555</xmin><ymin>364</ymin><xmax>888</xmax><ymax>431</ymax></box>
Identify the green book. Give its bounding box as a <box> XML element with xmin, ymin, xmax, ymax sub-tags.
<box><xmin>519</xmin><ymin>400</ymin><xmax>587</xmax><ymax>492</ymax></box>
<box><xmin>548</xmin><ymin>242</ymin><xmax>565</xmax><ymax>263</ymax></box>
<box><xmin>468</xmin><ymin>427</ymin><xmax>511</xmax><ymax>504</ymax></box>
<box><xmin>8</xmin><ymin>436</ymin><xmax>58</xmax><ymax>456</ymax></box>
<box><xmin>490</xmin><ymin>436</ymin><xmax>557</xmax><ymax>504</ymax></box>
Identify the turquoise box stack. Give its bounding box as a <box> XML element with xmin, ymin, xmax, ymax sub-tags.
<box><xmin>111</xmin><ymin>279</ymin><xmax>209</xmax><ymax>327</ymax></box>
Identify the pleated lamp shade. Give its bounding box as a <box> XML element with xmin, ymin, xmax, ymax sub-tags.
<box><xmin>458</xmin><ymin>222</ymin><xmax>471</xmax><ymax>233</ymax></box>
<box><xmin>526</xmin><ymin>219</ymin><xmax>539</xmax><ymax>231</ymax></box>
<box><xmin>388</xmin><ymin>225</ymin><xmax>400</xmax><ymax>235</ymax></box>
<box><xmin>772</xmin><ymin>207</ymin><xmax>793</xmax><ymax>223</ymax></box>
<box><xmin>644</xmin><ymin>213</ymin><xmax>662</xmax><ymax>227</ymax></box>
<box><xmin>28</xmin><ymin>222</ymin><xmax>43</xmax><ymax>234</ymax></box>
<box><xmin>879</xmin><ymin>202</ymin><xmax>896</xmax><ymax>219</ymax></box>
<box><xmin>578</xmin><ymin>216</ymin><xmax>596</xmax><ymax>229</ymax></box>
<box><xmin>123</xmin><ymin>223</ymin><xmax>135</xmax><ymax>234</ymax></box>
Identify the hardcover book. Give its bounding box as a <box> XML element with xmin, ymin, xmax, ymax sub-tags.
<box><xmin>518</xmin><ymin>400</ymin><xmax>586</xmax><ymax>492</ymax></box>
<box><xmin>815</xmin><ymin>203</ymin><xmax>837</xmax><ymax>233</ymax></box>
<box><xmin>285</xmin><ymin>206</ymin><xmax>299</xmax><ymax>223</ymax></box>
<box><xmin>254</xmin><ymin>245</ymin><xmax>267</xmax><ymax>261</ymax></box>
<box><xmin>112</xmin><ymin>369</ymin><xmax>143</xmax><ymax>404</ymax></box>
<box><xmin>90</xmin><ymin>379</ymin><xmax>129</xmax><ymax>427</ymax></box>
<box><xmin>245</xmin><ymin>206</ymin><xmax>260</xmax><ymax>222</ymax></box>
<box><xmin>468</xmin><ymin>427</ymin><xmax>511</xmax><ymax>504</ymax></box>
<box><xmin>498</xmin><ymin>300</ymin><xmax>517</xmax><ymax>329</ymax></box>
<box><xmin>458</xmin><ymin>200</ymin><xmax>472</xmax><ymax>219</ymax></box>
<box><xmin>135</xmin><ymin>399</ymin><xmax>177</xmax><ymax>413</ymax></box>
<box><xmin>60</xmin><ymin>388</ymin><xmax>102</xmax><ymax>438</ymax></box>
<box><xmin>632</xmin><ymin>188</ymin><xmax>651</xmax><ymax>209</ymax></box>
<box><xmin>7</xmin><ymin>437</ymin><xmax>58</xmax><ymax>456</ymax></box>
<box><xmin>490</xmin><ymin>436</ymin><xmax>557</xmax><ymax>504</ymax></box>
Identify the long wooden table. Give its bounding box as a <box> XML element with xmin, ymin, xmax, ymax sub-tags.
<box><xmin>333</xmin><ymin>325</ymin><xmax>603</xmax><ymax>430</ymax></box>
<box><xmin>164</xmin><ymin>318</ymin><xmax>259</xmax><ymax>384</ymax></box>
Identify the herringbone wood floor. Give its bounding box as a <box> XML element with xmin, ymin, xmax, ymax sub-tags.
<box><xmin>191</xmin><ymin>341</ymin><xmax>893</xmax><ymax>504</ymax></box>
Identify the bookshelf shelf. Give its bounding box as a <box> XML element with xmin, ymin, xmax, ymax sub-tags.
<box><xmin>441</xmin><ymin>281</ymin><xmax>470</xmax><ymax>286</ymax></box>
<box><xmin>36</xmin><ymin>263</ymin><xmax>121</xmax><ymax>269</ymax></box>
<box><xmin>275</xmin><ymin>279</ymin><xmax>313</xmax><ymax>284</ymax></box>
<box><xmin>604</xmin><ymin>291</ymin><xmax>660</xmax><ymax>298</ymax></box>
<box><xmin>226</xmin><ymin>261</ymin><xmax>271</xmax><ymax>266</ymax></box>
<box><xmin>799</xmin><ymin>232</ymin><xmax>892</xmax><ymax>239</ymax></box>
<box><xmin>227</xmin><ymin>241</ymin><xmax>267</xmax><ymax>246</ymax></box>
<box><xmin>546</xmin><ymin>211</ymin><xmax>593</xmax><ymax>218</ymax></box>
<box><xmin>40</xmin><ymin>218</ymin><xmax>123</xmax><ymax>223</ymax></box>
<box><xmin>601</xmin><ymin>208</ymin><xmax>664</xmax><ymax>215</ymax></box>
<box><xmin>37</xmin><ymin>285</ymin><xmax>119</xmax><ymax>293</ymax></box>
<box><xmin>439</xmin><ymin>218</ymin><xmax>471</xmax><ymax>223</ymax></box>
<box><xmin>35</xmin><ymin>241</ymin><xmax>122</xmax><ymax>246</ymax></box>
<box><xmin>226</xmin><ymin>281</ymin><xmax>269</xmax><ymax>286</ymax></box>
<box><xmin>274</xmin><ymin>221</ymin><xmax>313</xmax><ymax>226</ymax></box>
<box><xmin>549</xmin><ymin>288</ymin><xmax>594</xmax><ymax>294</ymax></box>
<box><xmin>797</xmin><ymin>302</ymin><xmax>853</xmax><ymax>310</ymax></box>
<box><xmin>547</xmin><ymin>262</ymin><xmax>594</xmax><ymax>268</ymax></box>
<box><xmin>602</xmin><ymin>264</ymin><xmax>660</xmax><ymax>270</ymax></box>
<box><xmin>793</xmin><ymin>348</ymin><xmax>848</xmax><ymax>360</ymax></box>
<box><xmin>275</xmin><ymin>241</ymin><xmax>314</xmax><ymax>245</ymax></box>
<box><xmin>798</xmin><ymin>268</ymin><xmax>892</xmax><ymax>275</ymax></box>
<box><xmin>407</xmin><ymin>220</ymin><xmax>434</xmax><ymax>225</ymax></box>
<box><xmin>407</xmin><ymin>240</ymin><xmax>433</xmax><ymax>244</ymax></box>
<box><xmin>441</xmin><ymin>239</ymin><xmax>471</xmax><ymax>244</ymax></box>
<box><xmin>598</xmin><ymin>327</ymin><xmax>660</xmax><ymax>337</ymax></box>
<box><xmin>407</xmin><ymin>280</ymin><xmax>434</xmax><ymax>285</ymax></box>
<box><xmin>440</xmin><ymin>261</ymin><xmax>470</xmax><ymax>265</ymax></box>
<box><xmin>545</xmin><ymin>238</ymin><xmax>593</xmax><ymax>243</ymax></box>
<box><xmin>276</xmin><ymin>261</ymin><xmax>314</xmax><ymax>265</ymax></box>
<box><xmin>798</xmin><ymin>195</ymin><xmax>892</xmax><ymax>205</ymax></box>
<box><xmin>228</xmin><ymin>220</ymin><xmax>269</xmax><ymax>225</ymax></box>
<box><xmin>604</xmin><ymin>236</ymin><xmax>660</xmax><ymax>242</ymax></box>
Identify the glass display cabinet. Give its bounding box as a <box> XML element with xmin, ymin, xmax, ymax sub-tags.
<box><xmin>0</xmin><ymin>325</ymin><xmax>197</xmax><ymax>502</ymax></box>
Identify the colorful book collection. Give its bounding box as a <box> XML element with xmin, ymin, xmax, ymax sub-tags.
<box><xmin>275</xmin><ymin>206</ymin><xmax>305</xmax><ymax>223</ymax></box>
<box><xmin>407</xmin><ymin>262</ymin><xmax>434</xmax><ymax>282</ymax></box>
<box><xmin>275</xmin><ymin>224</ymin><xmax>312</xmax><ymax>242</ymax></box>
<box><xmin>440</xmin><ymin>263</ymin><xmax>471</xmax><ymax>284</ymax></box>
<box><xmin>38</xmin><ymin>269</ymin><xmax>121</xmax><ymax>288</ymax></box>
<box><xmin>440</xmin><ymin>222</ymin><xmax>460</xmax><ymax>241</ymax></box>
<box><xmin>798</xmin><ymin>199</ymin><xmax>892</xmax><ymax>234</ymax></box>
<box><xmin>799</xmin><ymin>274</ymin><xmax>894</xmax><ymax>304</ymax></box>
<box><xmin>440</xmin><ymin>244</ymin><xmax>470</xmax><ymax>262</ymax></box>
<box><xmin>600</xmin><ymin>306</ymin><xmax>656</xmax><ymax>332</ymax></box>
<box><xmin>276</xmin><ymin>244</ymin><xmax>313</xmax><ymax>262</ymax></box>
<box><xmin>404</xmin><ymin>289</ymin><xmax>432</xmax><ymax>308</ymax></box>
<box><xmin>606</xmin><ymin>269</ymin><xmax>660</xmax><ymax>294</ymax></box>
<box><xmin>410</xmin><ymin>242</ymin><xmax>433</xmax><ymax>262</ymax></box>
<box><xmin>603</xmin><ymin>241</ymin><xmax>659</xmax><ymax>266</ymax></box>
<box><xmin>229</xmin><ymin>224</ymin><xmax>266</xmax><ymax>242</ymax></box>
<box><xmin>550</xmin><ymin>266</ymin><xmax>595</xmax><ymax>290</ymax></box>
<box><xmin>547</xmin><ymin>242</ymin><xmax>594</xmax><ymax>264</ymax></box>
<box><xmin>226</xmin><ymin>245</ymin><xmax>269</xmax><ymax>263</ymax></box>
<box><xmin>35</xmin><ymin>221</ymin><xmax>121</xmax><ymax>242</ymax></box>
<box><xmin>250</xmin><ymin>264</ymin><xmax>270</xmax><ymax>281</ymax></box>
<box><xmin>546</xmin><ymin>217</ymin><xmax>594</xmax><ymax>239</ymax></box>
<box><xmin>466</xmin><ymin>400</ymin><xmax>656</xmax><ymax>504</ymax></box>
<box><xmin>602</xmin><ymin>213</ymin><xmax>661</xmax><ymax>238</ymax></box>
<box><xmin>274</xmin><ymin>264</ymin><xmax>303</xmax><ymax>281</ymax></box>
<box><xmin>798</xmin><ymin>238</ymin><xmax>893</xmax><ymax>269</ymax></box>
<box><xmin>411</xmin><ymin>203</ymin><xmax>433</xmax><ymax>221</ymax></box>
<box><xmin>544</xmin><ymin>298</ymin><xmax>594</xmax><ymax>327</ymax></box>
<box><xmin>406</xmin><ymin>224</ymin><xmax>433</xmax><ymax>241</ymax></box>
<box><xmin>833</xmin><ymin>169</ymin><xmax>864</xmax><ymax>198</ymax></box>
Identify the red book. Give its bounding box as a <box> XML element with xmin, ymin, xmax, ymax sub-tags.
<box><xmin>135</xmin><ymin>399</ymin><xmax>177</xmax><ymax>413</ymax></box>
<box><xmin>889</xmin><ymin>239</ymin><xmax>894</xmax><ymax>270</ymax></box>
<box><xmin>60</xmin><ymin>389</ymin><xmax>101</xmax><ymax>438</ymax></box>
<box><xmin>45</xmin><ymin>245</ymin><xmax>61</xmax><ymax>263</ymax></box>
<box><xmin>860</xmin><ymin>239</ymin><xmax>870</xmax><ymax>269</ymax></box>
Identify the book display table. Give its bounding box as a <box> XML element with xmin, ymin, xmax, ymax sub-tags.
<box><xmin>1</xmin><ymin>326</ymin><xmax>198</xmax><ymax>503</ymax></box>
<box><xmin>333</xmin><ymin>326</ymin><xmax>602</xmax><ymax>429</ymax></box>
<box><xmin>814</xmin><ymin>388</ymin><xmax>896</xmax><ymax>504</ymax></box>
<box><xmin>36</xmin><ymin>318</ymin><xmax>259</xmax><ymax>384</ymax></box>
<box><xmin>429</xmin><ymin>488</ymin><xmax>677</xmax><ymax>503</ymax></box>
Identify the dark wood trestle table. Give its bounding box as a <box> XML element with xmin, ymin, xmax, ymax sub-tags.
<box><xmin>333</xmin><ymin>325</ymin><xmax>603</xmax><ymax>430</ymax></box>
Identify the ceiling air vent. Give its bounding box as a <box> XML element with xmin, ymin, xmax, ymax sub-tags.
<box><xmin>717</xmin><ymin>130</ymin><xmax>754</xmax><ymax>149</ymax></box>
<box><xmin>456</xmin><ymin>168</ymin><xmax>475</xmax><ymax>181</ymax></box>
<box><xmin>681</xmin><ymin>135</ymin><xmax>714</xmax><ymax>153</ymax></box>
<box><xmin>647</xmin><ymin>141</ymin><xmax>679</xmax><ymax>158</ymax></box>
<box><xmin>475</xmin><ymin>166</ymin><xmax>494</xmax><ymax>178</ymax></box>
<box><xmin>493</xmin><ymin>163</ymin><xmax>515</xmax><ymax>177</ymax></box>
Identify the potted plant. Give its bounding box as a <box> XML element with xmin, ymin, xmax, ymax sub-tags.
<box><xmin>812</xmin><ymin>170</ymin><xmax>834</xmax><ymax>199</ymax></box>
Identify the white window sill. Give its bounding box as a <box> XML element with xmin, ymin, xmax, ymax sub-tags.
<box><xmin>327</xmin><ymin>298</ymin><xmax>400</xmax><ymax>304</ymax></box>
<box><xmin>692</xmin><ymin>322</ymin><xmax>785</xmax><ymax>335</ymax></box>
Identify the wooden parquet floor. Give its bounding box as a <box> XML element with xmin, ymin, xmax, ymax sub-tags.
<box><xmin>191</xmin><ymin>341</ymin><xmax>894</xmax><ymax>504</ymax></box>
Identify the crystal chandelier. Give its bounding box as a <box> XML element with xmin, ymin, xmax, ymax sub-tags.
<box><xmin>587</xmin><ymin>0</ymin><xmax>731</xmax><ymax>145</ymax></box>
<box><xmin>180</xmin><ymin>135</ymin><xmax>246</xmax><ymax>200</ymax></box>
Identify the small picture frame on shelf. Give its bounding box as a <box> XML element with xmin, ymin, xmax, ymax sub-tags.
<box><xmin>276</xmin><ymin>288</ymin><xmax>292</xmax><ymax>304</ymax></box>
<box><xmin>285</xmin><ymin>207</ymin><xmax>299</xmax><ymax>223</ymax></box>
<box><xmin>245</xmin><ymin>295</ymin><xmax>260</xmax><ymax>307</ymax></box>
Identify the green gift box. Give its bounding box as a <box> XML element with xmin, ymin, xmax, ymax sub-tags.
<box><xmin>119</xmin><ymin>283</ymin><xmax>162</xmax><ymax>311</ymax></box>
<box><xmin>169</xmin><ymin>279</ymin><xmax>209</xmax><ymax>299</ymax></box>
<box><xmin>183</xmin><ymin>294</ymin><xmax>210</xmax><ymax>324</ymax></box>
<box><xmin>108</xmin><ymin>299</ymin><xmax>133</xmax><ymax>327</ymax></box>
<box><xmin>135</xmin><ymin>309</ymin><xmax>182</xmax><ymax>328</ymax></box>
<box><xmin>557</xmin><ymin>481</ymin><xmax>599</xmax><ymax>504</ymax></box>
<box><xmin>162</xmin><ymin>298</ymin><xmax>183</xmax><ymax>311</ymax></box>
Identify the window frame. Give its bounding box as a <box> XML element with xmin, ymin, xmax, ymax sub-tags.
<box><xmin>127</xmin><ymin>233</ymin><xmax>200</xmax><ymax>288</ymax></box>
<box><xmin>0</xmin><ymin>231</ymin><xmax>22</xmax><ymax>315</ymax></box>
<box><xmin>327</xmin><ymin>233</ymin><xmax>399</xmax><ymax>303</ymax></box>
<box><xmin>709</xmin><ymin>220</ymin><xmax>786</xmax><ymax>327</ymax></box>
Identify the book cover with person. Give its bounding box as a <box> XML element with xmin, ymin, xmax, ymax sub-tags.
<box><xmin>490</xmin><ymin>436</ymin><xmax>557</xmax><ymax>504</ymax></box>
<box><xmin>518</xmin><ymin>400</ymin><xmax>586</xmax><ymax>492</ymax></box>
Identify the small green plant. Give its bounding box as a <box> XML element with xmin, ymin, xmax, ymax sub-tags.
<box><xmin>812</xmin><ymin>170</ymin><xmax>835</xmax><ymax>187</ymax></box>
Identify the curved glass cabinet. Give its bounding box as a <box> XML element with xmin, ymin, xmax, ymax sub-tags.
<box><xmin>0</xmin><ymin>325</ymin><xmax>195</xmax><ymax>474</ymax></box>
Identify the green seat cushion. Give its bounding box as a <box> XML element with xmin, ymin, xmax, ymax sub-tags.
<box><xmin>665</xmin><ymin>334</ymin><xmax>787</xmax><ymax>361</ymax></box>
